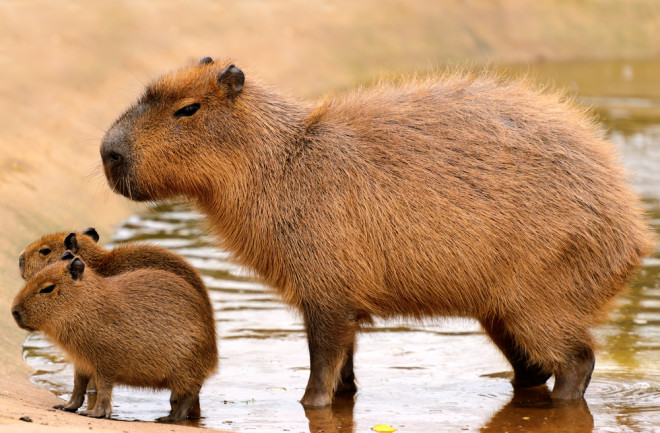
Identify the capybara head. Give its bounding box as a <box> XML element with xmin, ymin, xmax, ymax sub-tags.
<box><xmin>100</xmin><ymin>57</ymin><xmax>249</xmax><ymax>202</ymax></box>
<box><xmin>19</xmin><ymin>228</ymin><xmax>99</xmax><ymax>279</ymax></box>
<box><xmin>12</xmin><ymin>254</ymin><xmax>85</xmax><ymax>332</ymax></box>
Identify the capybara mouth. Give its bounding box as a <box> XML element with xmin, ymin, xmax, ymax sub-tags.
<box><xmin>102</xmin><ymin>165</ymin><xmax>152</xmax><ymax>202</ymax></box>
<box><xmin>13</xmin><ymin>317</ymin><xmax>34</xmax><ymax>332</ymax></box>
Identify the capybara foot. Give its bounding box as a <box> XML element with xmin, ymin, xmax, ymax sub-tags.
<box><xmin>552</xmin><ymin>349</ymin><xmax>595</xmax><ymax>401</ymax></box>
<box><xmin>53</xmin><ymin>403</ymin><xmax>79</xmax><ymax>412</ymax></box>
<box><xmin>301</xmin><ymin>389</ymin><xmax>333</xmax><ymax>408</ymax></box>
<box><xmin>158</xmin><ymin>393</ymin><xmax>198</xmax><ymax>422</ymax></box>
<box><xmin>79</xmin><ymin>407</ymin><xmax>111</xmax><ymax>419</ymax></box>
<box><xmin>511</xmin><ymin>365</ymin><xmax>552</xmax><ymax>388</ymax></box>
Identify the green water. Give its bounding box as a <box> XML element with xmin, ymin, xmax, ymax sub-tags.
<box><xmin>23</xmin><ymin>60</ymin><xmax>660</xmax><ymax>432</ymax></box>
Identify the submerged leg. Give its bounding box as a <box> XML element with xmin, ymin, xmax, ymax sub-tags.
<box><xmin>480</xmin><ymin>317</ymin><xmax>551</xmax><ymax>388</ymax></box>
<box><xmin>300</xmin><ymin>303</ymin><xmax>358</xmax><ymax>408</ymax></box>
<box><xmin>552</xmin><ymin>347</ymin><xmax>595</xmax><ymax>401</ymax></box>
<box><xmin>54</xmin><ymin>369</ymin><xmax>89</xmax><ymax>412</ymax></box>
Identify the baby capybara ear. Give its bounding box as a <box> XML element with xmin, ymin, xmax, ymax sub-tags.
<box><xmin>64</xmin><ymin>233</ymin><xmax>79</xmax><ymax>253</ymax></box>
<box><xmin>218</xmin><ymin>64</ymin><xmax>244</xmax><ymax>99</ymax></box>
<box><xmin>199</xmin><ymin>56</ymin><xmax>213</xmax><ymax>65</ymax></box>
<box><xmin>60</xmin><ymin>251</ymin><xmax>74</xmax><ymax>261</ymax></box>
<box><xmin>82</xmin><ymin>227</ymin><xmax>100</xmax><ymax>243</ymax></box>
<box><xmin>68</xmin><ymin>258</ymin><xmax>85</xmax><ymax>281</ymax></box>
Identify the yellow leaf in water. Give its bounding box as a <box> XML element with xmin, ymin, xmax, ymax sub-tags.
<box><xmin>372</xmin><ymin>425</ymin><xmax>397</xmax><ymax>432</ymax></box>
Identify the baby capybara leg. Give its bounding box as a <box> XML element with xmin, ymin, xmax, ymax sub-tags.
<box><xmin>300</xmin><ymin>305</ymin><xmax>358</xmax><ymax>408</ymax></box>
<box><xmin>169</xmin><ymin>391</ymin><xmax>179</xmax><ymax>415</ymax></box>
<box><xmin>480</xmin><ymin>317</ymin><xmax>551</xmax><ymax>388</ymax></box>
<box><xmin>552</xmin><ymin>347</ymin><xmax>595</xmax><ymax>401</ymax></box>
<box><xmin>157</xmin><ymin>392</ymin><xmax>199</xmax><ymax>422</ymax></box>
<box><xmin>54</xmin><ymin>370</ymin><xmax>89</xmax><ymax>412</ymax></box>
<box><xmin>85</xmin><ymin>377</ymin><xmax>97</xmax><ymax>411</ymax></box>
<box><xmin>188</xmin><ymin>396</ymin><xmax>201</xmax><ymax>419</ymax></box>
<box><xmin>79</xmin><ymin>375</ymin><xmax>113</xmax><ymax>419</ymax></box>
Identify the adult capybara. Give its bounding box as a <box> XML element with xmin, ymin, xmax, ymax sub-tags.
<box><xmin>100</xmin><ymin>58</ymin><xmax>654</xmax><ymax>407</ymax></box>
<box><xmin>11</xmin><ymin>253</ymin><xmax>217</xmax><ymax>421</ymax></box>
<box><xmin>18</xmin><ymin>227</ymin><xmax>212</xmax><ymax>414</ymax></box>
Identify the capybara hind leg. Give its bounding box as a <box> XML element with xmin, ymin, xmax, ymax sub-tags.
<box><xmin>480</xmin><ymin>317</ymin><xmax>551</xmax><ymax>388</ymax></box>
<box><xmin>335</xmin><ymin>339</ymin><xmax>357</xmax><ymax>394</ymax></box>
<box><xmin>54</xmin><ymin>369</ymin><xmax>89</xmax><ymax>412</ymax></box>
<box><xmin>301</xmin><ymin>306</ymin><xmax>357</xmax><ymax>408</ymax></box>
<box><xmin>157</xmin><ymin>393</ymin><xmax>199</xmax><ymax>422</ymax></box>
<box><xmin>79</xmin><ymin>375</ymin><xmax>112</xmax><ymax>419</ymax></box>
<box><xmin>552</xmin><ymin>347</ymin><xmax>595</xmax><ymax>401</ymax></box>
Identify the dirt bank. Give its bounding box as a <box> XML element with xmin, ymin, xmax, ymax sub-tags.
<box><xmin>1</xmin><ymin>1</ymin><xmax>659</xmax><ymax>431</ymax></box>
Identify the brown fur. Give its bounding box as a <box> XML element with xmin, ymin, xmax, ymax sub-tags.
<box><xmin>19</xmin><ymin>229</ymin><xmax>211</xmax><ymax>414</ymax></box>
<box><xmin>19</xmin><ymin>229</ymin><xmax>206</xmax><ymax>298</ymax></box>
<box><xmin>100</xmin><ymin>59</ymin><xmax>654</xmax><ymax>407</ymax></box>
<box><xmin>11</xmin><ymin>256</ymin><xmax>217</xmax><ymax>420</ymax></box>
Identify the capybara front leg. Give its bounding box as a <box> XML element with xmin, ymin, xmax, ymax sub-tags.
<box><xmin>552</xmin><ymin>347</ymin><xmax>595</xmax><ymax>401</ymax></box>
<box><xmin>480</xmin><ymin>317</ymin><xmax>551</xmax><ymax>388</ymax></box>
<box><xmin>79</xmin><ymin>375</ymin><xmax>113</xmax><ymax>419</ymax></box>
<box><xmin>54</xmin><ymin>369</ymin><xmax>89</xmax><ymax>412</ymax></box>
<box><xmin>335</xmin><ymin>342</ymin><xmax>357</xmax><ymax>394</ymax></box>
<box><xmin>301</xmin><ymin>306</ymin><xmax>357</xmax><ymax>408</ymax></box>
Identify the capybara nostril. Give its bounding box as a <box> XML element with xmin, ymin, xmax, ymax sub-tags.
<box><xmin>108</xmin><ymin>151</ymin><xmax>122</xmax><ymax>163</ymax></box>
<box><xmin>100</xmin><ymin>141</ymin><xmax>125</xmax><ymax>168</ymax></box>
<box><xmin>12</xmin><ymin>308</ymin><xmax>20</xmax><ymax>322</ymax></box>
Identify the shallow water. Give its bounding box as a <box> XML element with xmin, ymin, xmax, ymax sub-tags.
<box><xmin>23</xmin><ymin>61</ymin><xmax>660</xmax><ymax>432</ymax></box>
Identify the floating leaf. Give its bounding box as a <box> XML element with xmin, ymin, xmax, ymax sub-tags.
<box><xmin>372</xmin><ymin>424</ymin><xmax>397</xmax><ymax>432</ymax></box>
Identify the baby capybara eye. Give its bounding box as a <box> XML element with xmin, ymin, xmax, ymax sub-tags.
<box><xmin>174</xmin><ymin>103</ymin><xmax>200</xmax><ymax>118</ymax></box>
<box><xmin>39</xmin><ymin>248</ymin><xmax>51</xmax><ymax>256</ymax></box>
<box><xmin>39</xmin><ymin>284</ymin><xmax>55</xmax><ymax>294</ymax></box>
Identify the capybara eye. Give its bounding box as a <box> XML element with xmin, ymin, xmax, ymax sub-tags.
<box><xmin>39</xmin><ymin>248</ymin><xmax>51</xmax><ymax>256</ymax></box>
<box><xmin>39</xmin><ymin>284</ymin><xmax>55</xmax><ymax>294</ymax></box>
<box><xmin>174</xmin><ymin>103</ymin><xmax>200</xmax><ymax>119</ymax></box>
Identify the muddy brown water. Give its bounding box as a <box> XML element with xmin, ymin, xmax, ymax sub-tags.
<box><xmin>23</xmin><ymin>61</ymin><xmax>660</xmax><ymax>432</ymax></box>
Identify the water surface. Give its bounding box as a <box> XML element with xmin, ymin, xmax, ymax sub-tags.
<box><xmin>23</xmin><ymin>60</ymin><xmax>660</xmax><ymax>432</ymax></box>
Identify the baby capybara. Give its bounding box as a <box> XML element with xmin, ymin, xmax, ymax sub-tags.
<box><xmin>100</xmin><ymin>58</ymin><xmax>654</xmax><ymax>407</ymax></box>
<box><xmin>19</xmin><ymin>227</ymin><xmax>213</xmax><ymax>415</ymax></box>
<box><xmin>11</xmin><ymin>253</ymin><xmax>217</xmax><ymax>420</ymax></box>
<box><xmin>19</xmin><ymin>227</ymin><xmax>205</xmax><ymax>297</ymax></box>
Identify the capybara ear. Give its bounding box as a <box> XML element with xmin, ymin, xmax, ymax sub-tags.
<box><xmin>82</xmin><ymin>227</ymin><xmax>100</xmax><ymax>243</ymax></box>
<box><xmin>60</xmin><ymin>251</ymin><xmax>74</xmax><ymax>261</ymax></box>
<box><xmin>199</xmin><ymin>57</ymin><xmax>213</xmax><ymax>65</ymax></box>
<box><xmin>68</xmin><ymin>258</ymin><xmax>85</xmax><ymax>281</ymax></box>
<box><xmin>218</xmin><ymin>64</ymin><xmax>244</xmax><ymax>98</ymax></box>
<box><xmin>64</xmin><ymin>233</ymin><xmax>79</xmax><ymax>253</ymax></box>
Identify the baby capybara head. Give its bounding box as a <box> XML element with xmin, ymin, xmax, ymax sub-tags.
<box><xmin>12</xmin><ymin>253</ymin><xmax>85</xmax><ymax>332</ymax></box>
<box><xmin>100</xmin><ymin>57</ymin><xmax>247</xmax><ymax>202</ymax></box>
<box><xmin>19</xmin><ymin>228</ymin><xmax>99</xmax><ymax>279</ymax></box>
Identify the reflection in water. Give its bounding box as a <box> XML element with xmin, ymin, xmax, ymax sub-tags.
<box><xmin>481</xmin><ymin>387</ymin><xmax>593</xmax><ymax>433</ymax></box>
<box><xmin>22</xmin><ymin>62</ymin><xmax>660</xmax><ymax>432</ymax></box>
<box><xmin>304</xmin><ymin>394</ymin><xmax>355</xmax><ymax>433</ymax></box>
